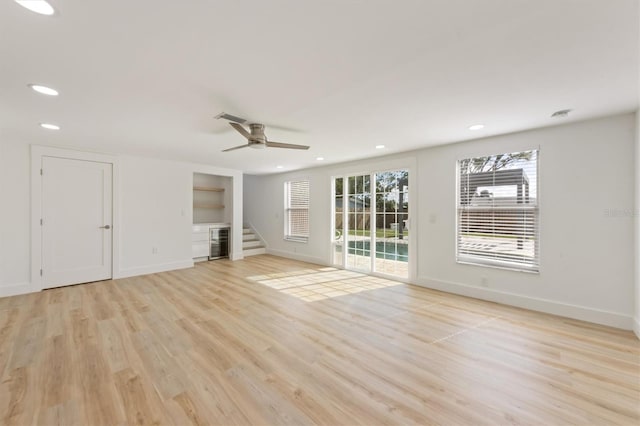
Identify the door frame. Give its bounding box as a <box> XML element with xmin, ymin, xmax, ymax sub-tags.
<box><xmin>30</xmin><ymin>145</ymin><xmax>120</xmax><ymax>291</ymax></box>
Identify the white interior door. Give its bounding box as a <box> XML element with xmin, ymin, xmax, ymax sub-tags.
<box><xmin>41</xmin><ymin>156</ymin><xmax>113</xmax><ymax>288</ymax></box>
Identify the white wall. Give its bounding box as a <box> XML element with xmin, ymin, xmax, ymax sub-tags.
<box><xmin>0</xmin><ymin>141</ymin><xmax>31</xmax><ymax>294</ymax></box>
<box><xmin>0</xmin><ymin>141</ymin><xmax>243</xmax><ymax>296</ymax></box>
<box><xmin>245</xmin><ymin>113</ymin><xmax>637</xmax><ymax>329</ymax></box>
<box><xmin>117</xmin><ymin>156</ymin><xmax>194</xmax><ymax>277</ymax></box>
<box><xmin>635</xmin><ymin>110</ymin><xmax>640</xmax><ymax>338</ymax></box>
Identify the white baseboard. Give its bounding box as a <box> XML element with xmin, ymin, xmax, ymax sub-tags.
<box><xmin>266</xmin><ymin>248</ymin><xmax>328</xmax><ymax>267</ymax></box>
<box><xmin>115</xmin><ymin>259</ymin><xmax>194</xmax><ymax>279</ymax></box>
<box><xmin>416</xmin><ymin>275</ymin><xmax>633</xmax><ymax>330</ymax></box>
<box><xmin>0</xmin><ymin>282</ymin><xmax>35</xmax><ymax>298</ymax></box>
<box><xmin>634</xmin><ymin>317</ymin><xmax>640</xmax><ymax>340</ymax></box>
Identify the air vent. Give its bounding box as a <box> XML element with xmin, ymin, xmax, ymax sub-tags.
<box><xmin>551</xmin><ymin>109</ymin><xmax>572</xmax><ymax>118</ymax></box>
<box><xmin>215</xmin><ymin>112</ymin><xmax>247</xmax><ymax>124</ymax></box>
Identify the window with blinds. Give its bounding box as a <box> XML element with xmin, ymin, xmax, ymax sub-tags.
<box><xmin>284</xmin><ymin>180</ymin><xmax>310</xmax><ymax>242</ymax></box>
<box><xmin>457</xmin><ymin>150</ymin><xmax>539</xmax><ymax>272</ymax></box>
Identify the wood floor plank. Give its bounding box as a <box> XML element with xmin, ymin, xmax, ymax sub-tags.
<box><xmin>131</xmin><ymin>329</ymin><xmax>188</xmax><ymax>400</ymax></box>
<box><xmin>0</xmin><ymin>254</ymin><xmax>637</xmax><ymax>425</ymax></box>
<box><xmin>113</xmin><ymin>367</ymin><xmax>168</xmax><ymax>425</ymax></box>
<box><xmin>40</xmin><ymin>333</ymin><xmax>72</xmax><ymax>408</ymax></box>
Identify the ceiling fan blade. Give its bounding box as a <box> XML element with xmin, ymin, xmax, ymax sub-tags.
<box><xmin>266</xmin><ymin>141</ymin><xmax>310</xmax><ymax>150</ymax></box>
<box><xmin>222</xmin><ymin>144</ymin><xmax>250</xmax><ymax>152</ymax></box>
<box><xmin>230</xmin><ymin>122</ymin><xmax>251</xmax><ymax>139</ymax></box>
<box><xmin>215</xmin><ymin>112</ymin><xmax>248</xmax><ymax>124</ymax></box>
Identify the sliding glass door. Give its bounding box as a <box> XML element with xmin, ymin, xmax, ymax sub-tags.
<box><xmin>332</xmin><ymin>169</ymin><xmax>409</xmax><ymax>279</ymax></box>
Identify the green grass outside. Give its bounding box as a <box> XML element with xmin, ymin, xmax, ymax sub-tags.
<box><xmin>346</xmin><ymin>229</ymin><xmax>409</xmax><ymax>238</ymax></box>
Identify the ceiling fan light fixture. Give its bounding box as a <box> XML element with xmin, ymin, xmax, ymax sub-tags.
<box><xmin>221</xmin><ymin>117</ymin><xmax>310</xmax><ymax>152</ymax></box>
<box><xmin>15</xmin><ymin>0</ymin><xmax>55</xmax><ymax>15</ymax></box>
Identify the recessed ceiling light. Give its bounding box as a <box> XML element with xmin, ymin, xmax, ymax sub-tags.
<box><xmin>40</xmin><ymin>123</ymin><xmax>60</xmax><ymax>130</ymax></box>
<box><xmin>316</xmin><ymin>157</ymin><xmax>324</xmax><ymax>161</ymax></box>
<box><xmin>15</xmin><ymin>1</ymin><xmax>55</xmax><ymax>15</ymax></box>
<box><xmin>468</xmin><ymin>124</ymin><xmax>485</xmax><ymax>131</ymax></box>
<box><xmin>375</xmin><ymin>145</ymin><xmax>385</xmax><ymax>149</ymax></box>
<box><xmin>276</xmin><ymin>165</ymin><xmax>283</xmax><ymax>169</ymax></box>
<box><xmin>29</xmin><ymin>84</ymin><xmax>58</xmax><ymax>96</ymax></box>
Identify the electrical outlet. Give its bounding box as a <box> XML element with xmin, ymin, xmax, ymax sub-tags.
<box><xmin>152</xmin><ymin>247</ymin><xmax>158</xmax><ymax>254</ymax></box>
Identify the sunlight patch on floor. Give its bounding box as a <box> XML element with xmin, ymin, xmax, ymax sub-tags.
<box><xmin>247</xmin><ymin>267</ymin><xmax>401</xmax><ymax>302</ymax></box>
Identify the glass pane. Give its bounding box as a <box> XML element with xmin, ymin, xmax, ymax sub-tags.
<box><xmin>375</xmin><ymin>193</ymin><xmax>384</xmax><ymax>212</ymax></box>
<box><xmin>348</xmin><ymin>213</ymin><xmax>356</xmax><ymax>232</ymax></box>
<box><xmin>363</xmin><ymin>194</ymin><xmax>371</xmax><ymax>213</ymax></box>
<box><xmin>397</xmin><ymin>214</ymin><xmax>409</xmax><ymax>240</ymax></box>
<box><xmin>335</xmin><ymin>177</ymin><xmax>343</xmax><ymax>196</ymax></box>
<box><xmin>334</xmin><ymin>214</ymin><xmax>343</xmax><ymax>241</ymax></box>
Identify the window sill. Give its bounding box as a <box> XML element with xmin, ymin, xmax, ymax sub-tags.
<box><xmin>284</xmin><ymin>237</ymin><xmax>309</xmax><ymax>243</ymax></box>
<box><xmin>456</xmin><ymin>258</ymin><xmax>539</xmax><ymax>274</ymax></box>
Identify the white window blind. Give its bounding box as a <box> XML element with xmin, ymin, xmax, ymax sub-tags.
<box><xmin>457</xmin><ymin>150</ymin><xmax>539</xmax><ymax>272</ymax></box>
<box><xmin>284</xmin><ymin>180</ymin><xmax>310</xmax><ymax>242</ymax></box>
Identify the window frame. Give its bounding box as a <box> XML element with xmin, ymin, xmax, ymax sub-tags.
<box><xmin>284</xmin><ymin>179</ymin><xmax>310</xmax><ymax>243</ymax></box>
<box><xmin>455</xmin><ymin>149</ymin><xmax>540</xmax><ymax>273</ymax></box>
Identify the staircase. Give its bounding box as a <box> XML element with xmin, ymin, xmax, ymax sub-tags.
<box><xmin>243</xmin><ymin>226</ymin><xmax>266</xmax><ymax>257</ymax></box>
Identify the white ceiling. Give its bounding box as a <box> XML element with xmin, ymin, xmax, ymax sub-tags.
<box><xmin>1</xmin><ymin>0</ymin><xmax>638</xmax><ymax>174</ymax></box>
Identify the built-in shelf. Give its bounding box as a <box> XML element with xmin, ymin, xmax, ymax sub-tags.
<box><xmin>193</xmin><ymin>186</ymin><xmax>225</xmax><ymax>192</ymax></box>
<box><xmin>194</xmin><ymin>203</ymin><xmax>225</xmax><ymax>209</ymax></box>
<box><xmin>193</xmin><ymin>173</ymin><xmax>228</xmax><ymax>223</ymax></box>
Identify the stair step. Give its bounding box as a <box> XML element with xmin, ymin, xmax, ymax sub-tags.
<box><xmin>243</xmin><ymin>240</ymin><xmax>263</xmax><ymax>248</ymax></box>
<box><xmin>242</xmin><ymin>233</ymin><xmax>256</xmax><ymax>241</ymax></box>
<box><xmin>244</xmin><ymin>247</ymin><xmax>267</xmax><ymax>256</ymax></box>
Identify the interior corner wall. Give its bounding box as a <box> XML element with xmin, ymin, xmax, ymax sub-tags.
<box><xmin>0</xmin><ymin>140</ymin><xmax>244</xmax><ymax>296</ymax></box>
<box><xmin>244</xmin><ymin>113</ymin><xmax>637</xmax><ymax>329</ymax></box>
<box><xmin>117</xmin><ymin>157</ymin><xmax>243</xmax><ymax>277</ymax></box>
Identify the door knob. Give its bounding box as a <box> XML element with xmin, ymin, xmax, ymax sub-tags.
<box><xmin>100</xmin><ymin>225</ymin><xmax>111</xmax><ymax>230</ymax></box>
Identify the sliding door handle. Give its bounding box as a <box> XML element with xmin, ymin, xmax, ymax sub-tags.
<box><xmin>100</xmin><ymin>225</ymin><xmax>111</xmax><ymax>230</ymax></box>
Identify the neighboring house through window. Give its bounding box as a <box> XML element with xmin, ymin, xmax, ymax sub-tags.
<box><xmin>457</xmin><ymin>150</ymin><xmax>539</xmax><ymax>272</ymax></box>
<box><xmin>284</xmin><ymin>180</ymin><xmax>310</xmax><ymax>242</ymax></box>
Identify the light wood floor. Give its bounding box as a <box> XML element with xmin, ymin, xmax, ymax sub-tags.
<box><xmin>0</xmin><ymin>255</ymin><xmax>638</xmax><ymax>425</ymax></box>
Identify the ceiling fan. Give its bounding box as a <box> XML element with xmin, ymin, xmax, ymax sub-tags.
<box><xmin>215</xmin><ymin>112</ymin><xmax>310</xmax><ymax>152</ymax></box>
